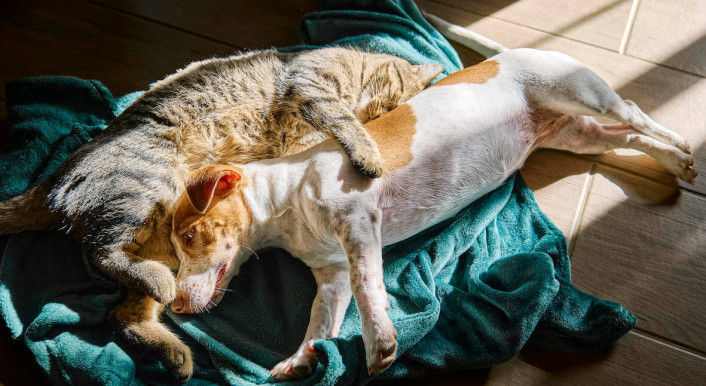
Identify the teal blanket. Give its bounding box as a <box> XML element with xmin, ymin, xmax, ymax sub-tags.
<box><xmin>0</xmin><ymin>1</ymin><xmax>636</xmax><ymax>384</ymax></box>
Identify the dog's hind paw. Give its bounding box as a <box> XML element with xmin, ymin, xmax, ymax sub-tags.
<box><xmin>664</xmin><ymin>151</ymin><xmax>698</xmax><ymax>185</ymax></box>
<box><xmin>270</xmin><ymin>340</ymin><xmax>318</xmax><ymax>380</ymax></box>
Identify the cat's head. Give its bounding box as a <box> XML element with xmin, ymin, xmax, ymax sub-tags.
<box><xmin>356</xmin><ymin>57</ymin><xmax>442</xmax><ymax>122</ymax></box>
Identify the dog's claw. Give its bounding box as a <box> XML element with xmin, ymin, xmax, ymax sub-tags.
<box><xmin>364</xmin><ymin>318</ymin><xmax>398</xmax><ymax>376</ymax></box>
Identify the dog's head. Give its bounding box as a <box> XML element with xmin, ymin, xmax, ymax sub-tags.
<box><xmin>170</xmin><ymin>164</ymin><xmax>252</xmax><ymax>313</ymax></box>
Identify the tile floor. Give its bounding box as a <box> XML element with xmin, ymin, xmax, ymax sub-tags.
<box><xmin>0</xmin><ymin>0</ymin><xmax>704</xmax><ymax>384</ymax></box>
<box><xmin>414</xmin><ymin>0</ymin><xmax>706</xmax><ymax>384</ymax></box>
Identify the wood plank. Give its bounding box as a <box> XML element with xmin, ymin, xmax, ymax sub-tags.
<box><xmin>0</xmin><ymin>100</ymin><xmax>7</xmax><ymax>152</ymax></box>
<box><xmin>0</xmin><ymin>0</ymin><xmax>238</xmax><ymax>98</ymax></box>
<box><xmin>380</xmin><ymin>331</ymin><xmax>706</xmax><ymax>385</ymax></box>
<box><xmin>89</xmin><ymin>0</ymin><xmax>320</xmax><ymax>49</ymax></box>
<box><xmin>430</xmin><ymin>0</ymin><xmax>632</xmax><ymax>52</ymax></box>
<box><xmin>626</xmin><ymin>0</ymin><xmax>706</xmax><ymax>77</ymax></box>
<box><xmin>521</xmin><ymin>150</ymin><xmax>592</xmax><ymax>243</ymax></box>
<box><xmin>417</xmin><ymin>0</ymin><xmax>706</xmax><ymax>195</ymax></box>
<box><xmin>571</xmin><ymin>166</ymin><xmax>706</xmax><ymax>352</ymax></box>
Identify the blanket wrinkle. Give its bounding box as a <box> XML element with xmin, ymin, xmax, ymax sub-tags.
<box><xmin>0</xmin><ymin>0</ymin><xmax>635</xmax><ymax>384</ymax></box>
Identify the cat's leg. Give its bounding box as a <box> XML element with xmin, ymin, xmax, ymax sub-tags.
<box><xmin>335</xmin><ymin>207</ymin><xmax>397</xmax><ymax>374</ymax></box>
<box><xmin>110</xmin><ymin>288</ymin><xmax>193</xmax><ymax>382</ymax></box>
<box><xmin>539</xmin><ymin>115</ymin><xmax>697</xmax><ymax>183</ymax></box>
<box><xmin>96</xmin><ymin>239</ymin><xmax>177</xmax><ymax>304</ymax></box>
<box><xmin>92</xmin><ymin>198</ymin><xmax>180</xmax><ymax>304</ymax></box>
<box><xmin>270</xmin><ymin>262</ymin><xmax>352</xmax><ymax>380</ymax></box>
<box><xmin>299</xmin><ymin>100</ymin><xmax>384</xmax><ymax>178</ymax></box>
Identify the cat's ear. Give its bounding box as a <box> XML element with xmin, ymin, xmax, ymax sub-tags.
<box><xmin>185</xmin><ymin>165</ymin><xmax>242</xmax><ymax>214</ymax></box>
<box><xmin>412</xmin><ymin>63</ymin><xmax>443</xmax><ymax>85</ymax></box>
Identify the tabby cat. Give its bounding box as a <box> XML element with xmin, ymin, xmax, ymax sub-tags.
<box><xmin>0</xmin><ymin>47</ymin><xmax>442</xmax><ymax>381</ymax></box>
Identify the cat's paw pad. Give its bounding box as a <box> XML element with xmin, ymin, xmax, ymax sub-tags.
<box><xmin>270</xmin><ymin>341</ymin><xmax>318</xmax><ymax>380</ymax></box>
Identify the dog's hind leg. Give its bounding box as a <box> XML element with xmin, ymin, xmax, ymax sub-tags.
<box><xmin>270</xmin><ymin>262</ymin><xmax>352</xmax><ymax>380</ymax></box>
<box><xmin>523</xmin><ymin>50</ymin><xmax>690</xmax><ymax>153</ymax></box>
<box><xmin>538</xmin><ymin>115</ymin><xmax>697</xmax><ymax>183</ymax></box>
<box><xmin>605</xmin><ymin>99</ymin><xmax>691</xmax><ymax>154</ymax></box>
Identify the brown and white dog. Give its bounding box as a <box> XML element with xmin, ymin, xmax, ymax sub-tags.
<box><xmin>168</xmin><ymin>48</ymin><xmax>696</xmax><ymax>379</ymax></box>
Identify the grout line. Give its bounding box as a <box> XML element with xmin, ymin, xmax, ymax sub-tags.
<box><xmin>619</xmin><ymin>0</ymin><xmax>641</xmax><ymax>55</ymax></box>
<box><xmin>624</xmin><ymin>52</ymin><xmax>705</xmax><ymax>78</ymax></box>
<box><xmin>575</xmin><ymin>153</ymin><xmax>706</xmax><ymax>197</ymax></box>
<box><xmin>568</xmin><ymin>164</ymin><xmax>596</xmax><ymax>255</ymax></box>
<box><xmin>86</xmin><ymin>0</ymin><xmax>245</xmax><ymax>51</ymax></box>
<box><xmin>631</xmin><ymin>329</ymin><xmax>706</xmax><ymax>360</ymax></box>
<box><xmin>423</xmin><ymin>0</ymin><xmax>622</xmax><ymax>53</ymax></box>
<box><xmin>425</xmin><ymin>0</ymin><xmax>705</xmax><ymax>79</ymax></box>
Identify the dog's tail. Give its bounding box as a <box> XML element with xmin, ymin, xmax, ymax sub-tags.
<box><xmin>0</xmin><ymin>181</ymin><xmax>60</xmax><ymax>234</ymax></box>
<box><xmin>422</xmin><ymin>11</ymin><xmax>508</xmax><ymax>58</ymax></box>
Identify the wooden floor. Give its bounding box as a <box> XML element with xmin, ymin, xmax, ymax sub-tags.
<box><xmin>0</xmin><ymin>1</ymin><xmax>704</xmax><ymax>385</ymax></box>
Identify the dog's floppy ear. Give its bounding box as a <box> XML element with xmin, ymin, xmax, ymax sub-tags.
<box><xmin>413</xmin><ymin>63</ymin><xmax>443</xmax><ymax>86</ymax></box>
<box><xmin>185</xmin><ymin>165</ymin><xmax>242</xmax><ymax>214</ymax></box>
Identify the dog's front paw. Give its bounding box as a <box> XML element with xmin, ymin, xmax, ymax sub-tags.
<box><xmin>349</xmin><ymin>144</ymin><xmax>384</xmax><ymax>179</ymax></box>
<box><xmin>362</xmin><ymin>315</ymin><xmax>398</xmax><ymax>375</ymax></box>
<box><xmin>270</xmin><ymin>341</ymin><xmax>318</xmax><ymax>380</ymax></box>
<box><xmin>129</xmin><ymin>260</ymin><xmax>177</xmax><ymax>303</ymax></box>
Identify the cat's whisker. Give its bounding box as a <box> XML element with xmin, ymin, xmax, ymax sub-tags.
<box><xmin>241</xmin><ymin>243</ymin><xmax>260</xmax><ymax>260</ymax></box>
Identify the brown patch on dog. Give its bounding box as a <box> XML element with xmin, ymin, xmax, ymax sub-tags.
<box><xmin>431</xmin><ymin>60</ymin><xmax>499</xmax><ymax>87</ymax></box>
<box><xmin>173</xmin><ymin>165</ymin><xmax>252</xmax><ymax>261</ymax></box>
<box><xmin>364</xmin><ymin>104</ymin><xmax>417</xmax><ymax>174</ymax></box>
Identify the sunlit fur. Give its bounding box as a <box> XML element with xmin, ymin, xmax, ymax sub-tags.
<box><xmin>0</xmin><ymin>47</ymin><xmax>440</xmax><ymax>382</ymax></box>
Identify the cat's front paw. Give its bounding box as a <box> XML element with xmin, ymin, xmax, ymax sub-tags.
<box><xmin>117</xmin><ymin>318</ymin><xmax>193</xmax><ymax>383</ymax></box>
<box><xmin>161</xmin><ymin>338</ymin><xmax>194</xmax><ymax>383</ymax></box>
<box><xmin>270</xmin><ymin>341</ymin><xmax>318</xmax><ymax>380</ymax></box>
<box><xmin>350</xmin><ymin>146</ymin><xmax>384</xmax><ymax>179</ymax></box>
<box><xmin>128</xmin><ymin>260</ymin><xmax>177</xmax><ymax>303</ymax></box>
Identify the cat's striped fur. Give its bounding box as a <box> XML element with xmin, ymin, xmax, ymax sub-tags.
<box><xmin>0</xmin><ymin>47</ymin><xmax>441</xmax><ymax>381</ymax></box>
